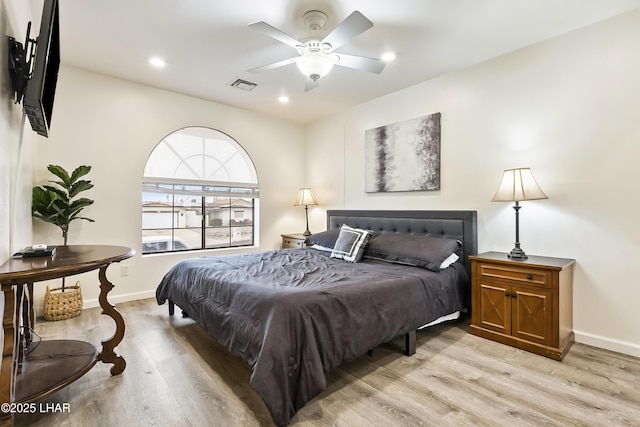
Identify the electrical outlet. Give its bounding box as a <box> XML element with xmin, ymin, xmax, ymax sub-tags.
<box><xmin>121</xmin><ymin>265</ymin><xmax>129</xmax><ymax>276</ymax></box>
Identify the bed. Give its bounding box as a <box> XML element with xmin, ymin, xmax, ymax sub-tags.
<box><xmin>156</xmin><ymin>210</ymin><xmax>477</xmax><ymax>426</ymax></box>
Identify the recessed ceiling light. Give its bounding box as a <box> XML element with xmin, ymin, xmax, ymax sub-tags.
<box><xmin>382</xmin><ymin>52</ymin><xmax>396</xmax><ymax>62</ymax></box>
<box><xmin>278</xmin><ymin>95</ymin><xmax>289</xmax><ymax>104</ymax></box>
<box><xmin>149</xmin><ymin>57</ymin><xmax>166</xmax><ymax>68</ymax></box>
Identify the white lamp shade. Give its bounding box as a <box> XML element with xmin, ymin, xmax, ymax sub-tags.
<box><xmin>296</xmin><ymin>53</ymin><xmax>336</xmax><ymax>81</ymax></box>
<box><xmin>294</xmin><ymin>188</ymin><xmax>318</xmax><ymax>206</ymax></box>
<box><xmin>491</xmin><ymin>168</ymin><xmax>548</xmax><ymax>202</ymax></box>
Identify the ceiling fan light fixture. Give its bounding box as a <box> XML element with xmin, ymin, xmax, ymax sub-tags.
<box><xmin>248</xmin><ymin>10</ymin><xmax>380</xmax><ymax>88</ymax></box>
<box><xmin>296</xmin><ymin>53</ymin><xmax>336</xmax><ymax>81</ymax></box>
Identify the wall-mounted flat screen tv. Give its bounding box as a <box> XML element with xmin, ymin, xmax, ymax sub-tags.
<box><xmin>23</xmin><ymin>0</ymin><xmax>60</xmax><ymax>138</ymax></box>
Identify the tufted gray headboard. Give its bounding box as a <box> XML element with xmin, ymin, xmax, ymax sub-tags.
<box><xmin>326</xmin><ymin>210</ymin><xmax>478</xmax><ymax>277</ymax></box>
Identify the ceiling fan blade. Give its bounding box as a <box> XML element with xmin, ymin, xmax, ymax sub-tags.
<box><xmin>248</xmin><ymin>56</ymin><xmax>299</xmax><ymax>73</ymax></box>
<box><xmin>248</xmin><ymin>21</ymin><xmax>302</xmax><ymax>49</ymax></box>
<box><xmin>335</xmin><ymin>54</ymin><xmax>386</xmax><ymax>74</ymax></box>
<box><xmin>321</xmin><ymin>11</ymin><xmax>373</xmax><ymax>51</ymax></box>
<box><xmin>304</xmin><ymin>79</ymin><xmax>319</xmax><ymax>92</ymax></box>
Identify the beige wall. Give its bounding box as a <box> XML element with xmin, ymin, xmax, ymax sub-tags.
<box><xmin>28</xmin><ymin>67</ymin><xmax>306</xmax><ymax>310</ymax></box>
<box><xmin>305</xmin><ymin>9</ymin><xmax>640</xmax><ymax>357</ymax></box>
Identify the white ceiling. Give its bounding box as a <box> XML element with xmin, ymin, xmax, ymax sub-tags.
<box><xmin>33</xmin><ymin>0</ymin><xmax>640</xmax><ymax>123</ymax></box>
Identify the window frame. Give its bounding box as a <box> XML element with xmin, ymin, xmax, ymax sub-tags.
<box><xmin>142</xmin><ymin>127</ymin><xmax>259</xmax><ymax>255</ymax></box>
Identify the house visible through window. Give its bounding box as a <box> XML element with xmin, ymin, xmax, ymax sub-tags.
<box><xmin>142</xmin><ymin>127</ymin><xmax>259</xmax><ymax>254</ymax></box>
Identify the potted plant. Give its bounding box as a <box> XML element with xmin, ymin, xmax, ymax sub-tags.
<box><xmin>32</xmin><ymin>164</ymin><xmax>94</xmax><ymax>320</ymax></box>
<box><xmin>32</xmin><ymin>164</ymin><xmax>95</xmax><ymax>248</ymax></box>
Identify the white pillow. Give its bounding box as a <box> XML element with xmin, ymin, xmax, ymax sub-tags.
<box><xmin>311</xmin><ymin>244</ymin><xmax>333</xmax><ymax>252</ymax></box>
<box><xmin>439</xmin><ymin>253</ymin><xmax>459</xmax><ymax>269</ymax></box>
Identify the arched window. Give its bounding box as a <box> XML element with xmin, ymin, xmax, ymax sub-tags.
<box><xmin>142</xmin><ymin>127</ymin><xmax>259</xmax><ymax>254</ymax></box>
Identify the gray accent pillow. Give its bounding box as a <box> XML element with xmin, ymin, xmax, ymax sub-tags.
<box><xmin>306</xmin><ymin>229</ymin><xmax>340</xmax><ymax>249</ymax></box>
<box><xmin>330</xmin><ymin>225</ymin><xmax>372</xmax><ymax>262</ymax></box>
<box><xmin>364</xmin><ymin>234</ymin><xmax>462</xmax><ymax>271</ymax></box>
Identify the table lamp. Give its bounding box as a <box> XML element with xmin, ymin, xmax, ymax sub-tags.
<box><xmin>491</xmin><ymin>167</ymin><xmax>548</xmax><ymax>259</ymax></box>
<box><xmin>294</xmin><ymin>188</ymin><xmax>318</xmax><ymax>236</ymax></box>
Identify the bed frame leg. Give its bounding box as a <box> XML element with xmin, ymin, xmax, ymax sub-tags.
<box><xmin>168</xmin><ymin>300</ymin><xmax>175</xmax><ymax>316</ymax></box>
<box><xmin>405</xmin><ymin>330</ymin><xmax>416</xmax><ymax>356</ymax></box>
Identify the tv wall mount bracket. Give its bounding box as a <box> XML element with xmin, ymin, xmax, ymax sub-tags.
<box><xmin>7</xmin><ymin>22</ymin><xmax>37</xmax><ymax>104</ymax></box>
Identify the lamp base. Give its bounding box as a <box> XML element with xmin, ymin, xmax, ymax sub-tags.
<box><xmin>508</xmin><ymin>202</ymin><xmax>527</xmax><ymax>259</ymax></box>
<box><xmin>508</xmin><ymin>247</ymin><xmax>528</xmax><ymax>259</ymax></box>
<box><xmin>303</xmin><ymin>229</ymin><xmax>311</xmax><ymax>237</ymax></box>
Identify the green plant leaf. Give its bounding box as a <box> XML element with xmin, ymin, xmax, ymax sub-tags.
<box><xmin>47</xmin><ymin>165</ymin><xmax>71</xmax><ymax>187</ymax></box>
<box><xmin>70</xmin><ymin>215</ymin><xmax>95</xmax><ymax>223</ymax></box>
<box><xmin>68</xmin><ymin>198</ymin><xmax>94</xmax><ymax>222</ymax></box>
<box><xmin>32</xmin><ymin>187</ymin><xmax>57</xmax><ymax>215</ymax></box>
<box><xmin>69</xmin><ymin>197</ymin><xmax>94</xmax><ymax>210</ymax></box>
<box><xmin>70</xmin><ymin>165</ymin><xmax>91</xmax><ymax>183</ymax></box>
<box><xmin>69</xmin><ymin>180</ymin><xmax>94</xmax><ymax>199</ymax></box>
<box><xmin>42</xmin><ymin>185</ymin><xmax>69</xmax><ymax>203</ymax></box>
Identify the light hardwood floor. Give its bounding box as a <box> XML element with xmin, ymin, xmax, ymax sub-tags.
<box><xmin>14</xmin><ymin>298</ymin><xmax>640</xmax><ymax>427</ymax></box>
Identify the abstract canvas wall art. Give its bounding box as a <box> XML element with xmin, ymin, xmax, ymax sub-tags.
<box><xmin>365</xmin><ymin>112</ymin><xmax>441</xmax><ymax>193</ymax></box>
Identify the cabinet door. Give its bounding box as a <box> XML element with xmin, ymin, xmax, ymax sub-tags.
<box><xmin>477</xmin><ymin>281</ymin><xmax>511</xmax><ymax>334</ymax></box>
<box><xmin>512</xmin><ymin>287</ymin><xmax>552</xmax><ymax>345</ymax></box>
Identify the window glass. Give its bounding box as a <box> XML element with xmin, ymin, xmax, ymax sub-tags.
<box><xmin>142</xmin><ymin>127</ymin><xmax>258</xmax><ymax>254</ymax></box>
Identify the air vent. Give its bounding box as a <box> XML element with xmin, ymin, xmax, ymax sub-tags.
<box><xmin>229</xmin><ymin>78</ymin><xmax>257</xmax><ymax>91</ymax></box>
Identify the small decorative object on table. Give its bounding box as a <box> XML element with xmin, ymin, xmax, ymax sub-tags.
<box><xmin>16</xmin><ymin>245</ymin><xmax>56</xmax><ymax>258</ymax></box>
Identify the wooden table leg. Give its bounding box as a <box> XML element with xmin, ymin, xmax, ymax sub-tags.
<box><xmin>96</xmin><ymin>265</ymin><xmax>126</xmax><ymax>375</ymax></box>
<box><xmin>24</xmin><ymin>283</ymin><xmax>34</xmax><ymax>346</ymax></box>
<box><xmin>14</xmin><ymin>285</ymin><xmax>25</xmax><ymax>375</ymax></box>
<box><xmin>1</xmin><ymin>286</ymin><xmax>15</xmax><ymax>425</ymax></box>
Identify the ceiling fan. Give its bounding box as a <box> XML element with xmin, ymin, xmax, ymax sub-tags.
<box><xmin>247</xmin><ymin>10</ymin><xmax>386</xmax><ymax>91</ymax></box>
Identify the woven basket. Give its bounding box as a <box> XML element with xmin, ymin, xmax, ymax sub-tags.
<box><xmin>43</xmin><ymin>281</ymin><xmax>83</xmax><ymax>321</ymax></box>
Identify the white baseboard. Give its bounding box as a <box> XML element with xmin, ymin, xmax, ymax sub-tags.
<box><xmin>82</xmin><ymin>290</ymin><xmax>157</xmax><ymax>309</ymax></box>
<box><xmin>574</xmin><ymin>330</ymin><xmax>640</xmax><ymax>358</ymax></box>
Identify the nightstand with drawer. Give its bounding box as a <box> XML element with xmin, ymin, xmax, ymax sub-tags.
<box><xmin>281</xmin><ymin>233</ymin><xmax>310</xmax><ymax>249</ymax></box>
<box><xmin>469</xmin><ymin>251</ymin><xmax>575</xmax><ymax>361</ymax></box>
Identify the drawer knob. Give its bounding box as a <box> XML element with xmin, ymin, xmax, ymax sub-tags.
<box><xmin>527</xmin><ymin>274</ymin><xmax>533</xmax><ymax>280</ymax></box>
<box><xmin>505</xmin><ymin>292</ymin><xmax>510</xmax><ymax>297</ymax></box>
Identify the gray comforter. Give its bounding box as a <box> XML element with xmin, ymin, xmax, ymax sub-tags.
<box><xmin>156</xmin><ymin>248</ymin><xmax>468</xmax><ymax>426</ymax></box>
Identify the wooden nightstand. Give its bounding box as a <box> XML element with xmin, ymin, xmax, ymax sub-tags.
<box><xmin>281</xmin><ymin>233</ymin><xmax>310</xmax><ymax>249</ymax></box>
<box><xmin>469</xmin><ymin>251</ymin><xmax>575</xmax><ymax>361</ymax></box>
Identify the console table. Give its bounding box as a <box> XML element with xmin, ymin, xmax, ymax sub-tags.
<box><xmin>0</xmin><ymin>245</ymin><xmax>134</xmax><ymax>426</ymax></box>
